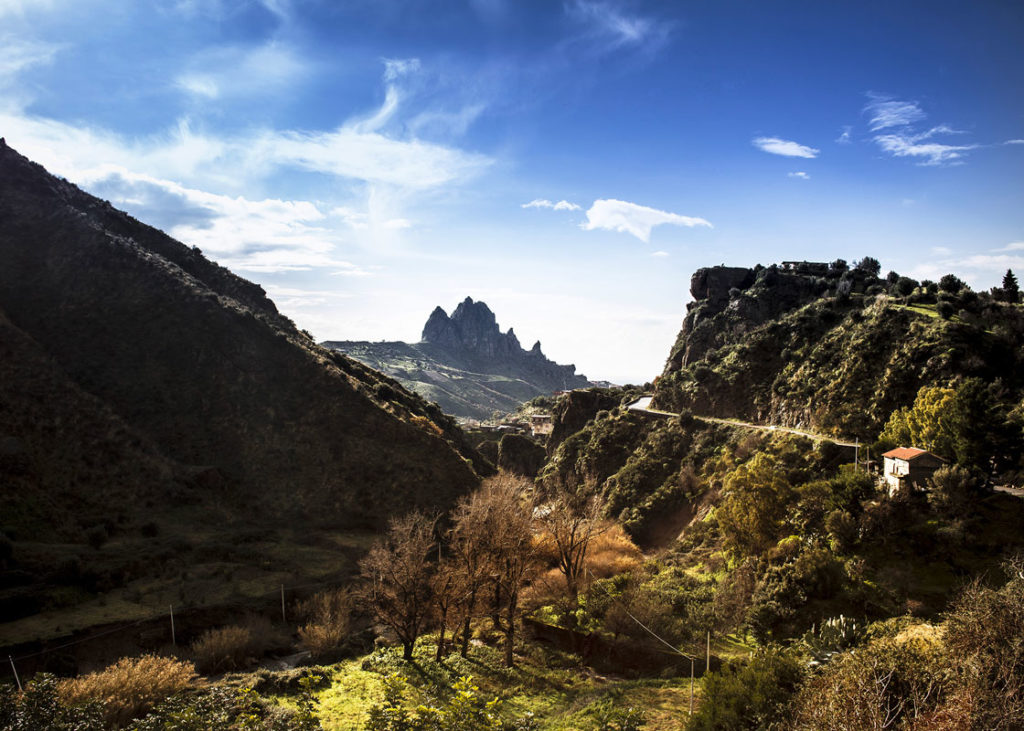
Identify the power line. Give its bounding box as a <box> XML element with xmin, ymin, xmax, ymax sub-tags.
<box><xmin>4</xmin><ymin>576</ymin><xmax>349</xmax><ymax>664</ymax></box>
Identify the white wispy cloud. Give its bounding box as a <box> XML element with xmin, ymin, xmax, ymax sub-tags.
<box><xmin>0</xmin><ymin>58</ymin><xmax>490</xmax><ymax>273</ymax></box>
<box><xmin>864</xmin><ymin>94</ymin><xmax>926</xmax><ymax>131</ymax></box>
<box><xmin>788</xmin><ymin>171</ymin><xmax>810</xmax><ymax>180</ymax></box>
<box><xmin>0</xmin><ymin>36</ymin><xmax>60</xmax><ymax>81</ymax></box>
<box><xmin>568</xmin><ymin>0</ymin><xmax>655</xmax><ymax>45</ymax></box>
<box><xmin>752</xmin><ymin>137</ymin><xmax>819</xmax><ymax>158</ymax></box>
<box><xmin>863</xmin><ymin>94</ymin><xmax>979</xmax><ymax>166</ymax></box>
<box><xmin>76</xmin><ymin>166</ymin><xmax>359</xmax><ymax>273</ymax></box>
<box><xmin>873</xmin><ymin>134</ymin><xmax>977</xmax><ymax>165</ymax></box>
<box><xmin>522</xmin><ymin>199</ymin><xmax>581</xmax><ymax>211</ymax></box>
<box><xmin>1005</xmin><ymin>139</ymin><xmax>1024</xmax><ymax>145</ymax></box>
<box><xmin>836</xmin><ymin>126</ymin><xmax>852</xmax><ymax>144</ymax></box>
<box><xmin>565</xmin><ymin>0</ymin><xmax>671</xmax><ymax>56</ymax></box>
<box><xmin>175</xmin><ymin>75</ymin><xmax>219</xmax><ymax>98</ymax></box>
<box><xmin>0</xmin><ymin>0</ymin><xmax>58</xmax><ymax>17</ymax></box>
<box><xmin>581</xmin><ymin>199</ymin><xmax>711</xmax><ymax>242</ymax></box>
<box><xmin>257</xmin><ymin>0</ymin><xmax>290</xmax><ymax>21</ymax></box>
<box><xmin>651</xmin><ymin>250</ymin><xmax>669</xmax><ymax>257</ymax></box>
<box><xmin>2</xmin><ymin>70</ymin><xmax>491</xmax><ymax>193</ymax></box>
<box><xmin>383</xmin><ymin>57</ymin><xmax>421</xmax><ymax>81</ymax></box>
<box><xmin>174</xmin><ymin>41</ymin><xmax>308</xmax><ymax>102</ymax></box>
<box><xmin>910</xmin><ymin>247</ymin><xmax>1024</xmax><ymax>289</ymax></box>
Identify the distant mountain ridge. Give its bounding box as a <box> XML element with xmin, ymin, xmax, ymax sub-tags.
<box><xmin>323</xmin><ymin>297</ymin><xmax>591</xmax><ymax>419</ymax></box>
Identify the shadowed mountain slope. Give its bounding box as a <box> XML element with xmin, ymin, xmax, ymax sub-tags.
<box><xmin>324</xmin><ymin>297</ymin><xmax>591</xmax><ymax>419</ymax></box>
<box><xmin>0</xmin><ymin>137</ymin><xmax>483</xmax><ymax>558</ymax></box>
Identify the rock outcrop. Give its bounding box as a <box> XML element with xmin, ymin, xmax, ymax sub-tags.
<box><xmin>654</xmin><ymin>261</ymin><xmax>1024</xmax><ymax>439</ymax></box>
<box><xmin>324</xmin><ymin>299</ymin><xmax>591</xmax><ymax>419</ymax></box>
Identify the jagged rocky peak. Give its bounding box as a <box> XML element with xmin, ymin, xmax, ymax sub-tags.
<box><xmin>422</xmin><ymin>296</ymin><xmax>520</xmax><ymax>358</ymax></box>
<box><xmin>332</xmin><ymin>296</ymin><xmax>591</xmax><ymax>418</ymax></box>
<box><xmin>422</xmin><ymin>305</ymin><xmax>462</xmax><ymax>349</ymax></box>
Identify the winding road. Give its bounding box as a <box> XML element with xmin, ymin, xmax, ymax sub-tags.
<box><xmin>626</xmin><ymin>397</ymin><xmax>861</xmax><ymax>449</ymax></box>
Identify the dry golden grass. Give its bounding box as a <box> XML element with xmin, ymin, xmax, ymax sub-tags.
<box><xmin>190</xmin><ymin>624</ymin><xmax>254</xmax><ymax>674</ymax></box>
<box><xmin>298</xmin><ymin>588</ymin><xmax>354</xmax><ymax>659</ymax></box>
<box><xmin>586</xmin><ymin>524</ymin><xmax>644</xmax><ymax>578</ymax></box>
<box><xmin>59</xmin><ymin>654</ymin><xmax>197</xmax><ymax>727</ymax></box>
<box><xmin>528</xmin><ymin>524</ymin><xmax>643</xmax><ymax>606</ymax></box>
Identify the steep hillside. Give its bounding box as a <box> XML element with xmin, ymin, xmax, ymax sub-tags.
<box><xmin>0</xmin><ymin>140</ymin><xmax>483</xmax><ymax>643</ymax></box>
<box><xmin>324</xmin><ymin>297</ymin><xmax>590</xmax><ymax>419</ymax></box>
<box><xmin>654</xmin><ymin>262</ymin><xmax>1024</xmax><ymax>439</ymax></box>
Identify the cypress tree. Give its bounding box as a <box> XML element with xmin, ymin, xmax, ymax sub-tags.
<box><xmin>1002</xmin><ymin>269</ymin><xmax>1020</xmax><ymax>303</ymax></box>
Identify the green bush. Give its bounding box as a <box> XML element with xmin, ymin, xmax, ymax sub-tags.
<box><xmin>365</xmin><ymin>674</ymin><xmax>538</xmax><ymax>731</ymax></box>
<box><xmin>128</xmin><ymin>684</ymin><xmax>319</xmax><ymax>731</ymax></box>
<box><xmin>687</xmin><ymin>647</ymin><xmax>803</xmax><ymax>730</ymax></box>
<box><xmin>0</xmin><ymin>674</ymin><xmax>104</xmax><ymax>730</ymax></box>
<box><xmin>789</xmin><ymin>634</ymin><xmax>943</xmax><ymax>730</ymax></box>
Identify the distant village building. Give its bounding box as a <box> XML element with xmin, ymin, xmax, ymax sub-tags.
<box><xmin>531</xmin><ymin>414</ymin><xmax>553</xmax><ymax>437</ymax></box>
<box><xmin>881</xmin><ymin>447</ymin><xmax>947</xmax><ymax>496</ymax></box>
<box><xmin>781</xmin><ymin>261</ymin><xmax>830</xmax><ymax>276</ymax></box>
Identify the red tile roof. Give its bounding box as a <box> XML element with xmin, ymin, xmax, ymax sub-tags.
<box><xmin>882</xmin><ymin>447</ymin><xmax>945</xmax><ymax>462</ymax></box>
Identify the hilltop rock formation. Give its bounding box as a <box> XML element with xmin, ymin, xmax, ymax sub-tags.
<box><xmin>0</xmin><ymin>138</ymin><xmax>483</xmax><ymax>549</ymax></box>
<box><xmin>655</xmin><ymin>262</ymin><xmax>1024</xmax><ymax>438</ymax></box>
<box><xmin>324</xmin><ymin>298</ymin><xmax>590</xmax><ymax>419</ymax></box>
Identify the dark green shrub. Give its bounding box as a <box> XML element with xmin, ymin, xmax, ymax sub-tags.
<box><xmin>0</xmin><ymin>674</ymin><xmax>105</xmax><ymax>731</ymax></box>
<box><xmin>940</xmin><ymin>273</ymin><xmax>966</xmax><ymax>293</ymax></box>
<box><xmin>789</xmin><ymin>635</ymin><xmax>943</xmax><ymax>729</ymax></box>
<box><xmin>687</xmin><ymin>647</ymin><xmax>803</xmax><ymax>730</ymax></box>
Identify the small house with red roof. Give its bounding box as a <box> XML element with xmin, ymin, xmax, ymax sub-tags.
<box><xmin>881</xmin><ymin>447</ymin><xmax>947</xmax><ymax>496</ymax></box>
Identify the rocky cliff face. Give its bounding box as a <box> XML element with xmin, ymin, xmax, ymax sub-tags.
<box><xmin>0</xmin><ymin>139</ymin><xmax>483</xmax><ymax>536</ymax></box>
<box><xmin>325</xmin><ymin>299</ymin><xmax>591</xmax><ymax>419</ymax></box>
<box><xmin>655</xmin><ymin>262</ymin><xmax>1024</xmax><ymax>439</ymax></box>
<box><xmin>665</xmin><ymin>265</ymin><xmax>823</xmax><ymax>369</ymax></box>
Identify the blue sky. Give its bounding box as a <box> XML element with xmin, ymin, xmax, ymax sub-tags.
<box><xmin>2</xmin><ymin>0</ymin><xmax>1022</xmax><ymax>383</ymax></box>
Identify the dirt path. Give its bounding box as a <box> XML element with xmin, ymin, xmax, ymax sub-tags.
<box><xmin>627</xmin><ymin>397</ymin><xmax>860</xmax><ymax>449</ymax></box>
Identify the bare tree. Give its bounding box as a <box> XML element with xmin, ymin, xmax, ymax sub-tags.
<box><xmin>431</xmin><ymin>556</ymin><xmax>462</xmax><ymax>661</ymax></box>
<box><xmin>449</xmin><ymin>480</ymin><xmax>503</xmax><ymax>657</ymax></box>
<box><xmin>537</xmin><ymin>490</ymin><xmax>607</xmax><ymax>618</ymax></box>
<box><xmin>359</xmin><ymin>512</ymin><xmax>435</xmax><ymax>661</ymax></box>
<box><xmin>488</xmin><ymin>474</ymin><xmax>539</xmax><ymax>668</ymax></box>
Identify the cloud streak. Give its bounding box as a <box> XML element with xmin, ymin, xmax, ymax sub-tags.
<box><xmin>582</xmin><ymin>198</ymin><xmax>711</xmax><ymax>242</ymax></box>
<box><xmin>522</xmin><ymin>198</ymin><xmax>581</xmax><ymax>211</ymax></box>
<box><xmin>567</xmin><ymin>0</ymin><xmax>659</xmax><ymax>47</ymax></box>
<box><xmin>77</xmin><ymin>166</ymin><xmax>366</xmax><ymax>273</ymax></box>
<box><xmin>864</xmin><ymin>95</ymin><xmax>926</xmax><ymax>131</ymax></box>
<box><xmin>0</xmin><ymin>36</ymin><xmax>60</xmax><ymax>80</ymax></box>
<box><xmin>752</xmin><ymin>137</ymin><xmax>819</xmax><ymax>158</ymax></box>
<box><xmin>863</xmin><ymin>94</ymin><xmax>980</xmax><ymax>166</ymax></box>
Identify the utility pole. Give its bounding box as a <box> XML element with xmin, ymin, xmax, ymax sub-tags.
<box><xmin>689</xmin><ymin>657</ymin><xmax>695</xmax><ymax>715</ymax></box>
<box><xmin>706</xmin><ymin>630</ymin><xmax>711</xmax><ymax>673</ymax></box>
<box><xmin>8</xmin><ymin>655</ymin><xmax>21</xmax><ymax>692</ymax></box>
<box><xmin>169</xmin><ymin>605</ymin><xmax>176</xmax><ymax>646</ymax></box>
